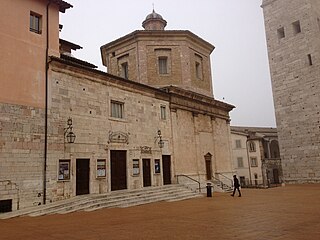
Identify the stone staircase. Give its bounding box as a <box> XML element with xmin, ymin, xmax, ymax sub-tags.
<box><xmin>0</xmin><ymin>184</ymin><xmax>202</xmax><ymax>219</ymax></box>
<box><xmin>211</xmin><ymin>180</ymin><xmax>233</xmax><ymax>193</ymax></box>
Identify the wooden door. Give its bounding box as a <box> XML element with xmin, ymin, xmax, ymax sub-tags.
<box><xmin>273</xmin><ymin>169</ymin><xmax>280</xmax><ymax>184</ymax></box>
<box><xmin>111</xmin><ymin>150</ymin><xmax>127</xmax><ymax>191</ymax></box>
<box><xmin>162</xmin><ymin>155</ymin><xmax>171</xmax><ymax>185</ymax></box>
<box><xmin>76</xmin><ymin>159</ymin><xmax>90</xmax><ymax>195</ymax></box>
<box><xmin>143</xmin><ymin>159</ymin><xmax>151</xmax><ymax>187</ymax></box>
<box><xmin>205</xmin><ymin>153</ymin><xmax>212</xmax><ymax>180</ymax></box>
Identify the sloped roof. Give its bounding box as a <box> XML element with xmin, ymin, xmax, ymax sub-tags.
<box><xmin>59</xmin><ymin>54</ymin><xmax>97</xmax><ymax>69</ymax></box>
<box><xmin>50</xmin><ymin>0</ymin><xmax>73</xmax><ymax>13</ymax></box>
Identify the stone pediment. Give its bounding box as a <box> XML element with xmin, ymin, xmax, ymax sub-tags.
<box><xmin>108</xmin><ymin>131</ymin><xmax>129</xmax><ymax>144</ymax></box>
<box><xmin>140</xmin><ymin>146</ymin><xmax>152</xmax><ymax>154</ymax></box>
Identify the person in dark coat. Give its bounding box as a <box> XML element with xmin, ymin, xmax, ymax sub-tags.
<box><xmin>231</xmin><ymin>175</ymin><xmax>241</xmax><ymax>197</ymax></box>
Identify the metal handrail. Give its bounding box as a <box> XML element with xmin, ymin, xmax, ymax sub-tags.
<box><xmin>176</xmin><ymin>174</ymin><xmax>201</xmax><ymax>193</ymax></box>
<box><xmin>211</xmin><ymin>176</ymin><xmax>232</xmax><ymax>190</ymax></box>
<box><xmin>216</xmin><ymin>173</ymin><xmax>233</xmax><ymax>187</ymax></box>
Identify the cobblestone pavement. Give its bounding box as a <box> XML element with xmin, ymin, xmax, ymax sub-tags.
<box><xmin>1</xmin><ymin>184</ymin><xmax>320</xmax><ymax>240</ymax></box>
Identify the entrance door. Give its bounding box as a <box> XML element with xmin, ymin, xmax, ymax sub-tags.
<box><xmin>143</xmin><ymin>159</ymin><xmax>151</xmax><ymax>187</ymax></box>
<box><xmin>273</xmin><ymin>169</ymin><xmax>280</xmax><ymax>184</ymax></box>
<box><xmin>76</xmin><ymin>159</ymin><xmax>90</xmax><ymax>195</ymax></box>
<box><xmin>162</xmin><ymin>155</ymin><xmax>171</xmax><ymax>185</ymax></box>
<box><xmin>111</xmin><ymin>150</ymin><xmax>127</xmax><ymax>191</ymax></box>
<box><xmin>205</xmin><ymin>153</ymin><xmax>212</xmax><ymax>180</ymax></box>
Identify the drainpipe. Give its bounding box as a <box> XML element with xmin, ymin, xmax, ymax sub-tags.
<box><xmin>43</xmin><ymin>0</ymin><xmax>51</xmax><ymax>205</ymax></box>
<box><xmin>246</xmin><ymin>137</ymin><xmax>252</xmax><ymax>186</ymax></box>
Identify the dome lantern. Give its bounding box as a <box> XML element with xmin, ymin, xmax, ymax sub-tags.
<box><xmin>142</xmin><ymin>9</ymin><xmax>167</xmax><ymax>30</ymax></box>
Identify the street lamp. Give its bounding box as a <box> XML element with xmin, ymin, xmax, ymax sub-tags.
<box><xmin>64</xmin><ymin>117</ymin><xmax>76</xmax><ymax>144</ymax></box>
<box><xmin>156</xmin><ymin>130</ymin><xmax>164</xmax><ymax>148</ymax></box>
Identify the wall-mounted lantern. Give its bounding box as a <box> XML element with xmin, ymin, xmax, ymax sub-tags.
<box><xmin>156</xmin><ymin>130</ymin><xmax>164</xmax><ymax>148</ymax></box>
<box><xmin>64</xmin><ymin>117</ymin><xmax>76</xmax><ymax>144</ymax></box>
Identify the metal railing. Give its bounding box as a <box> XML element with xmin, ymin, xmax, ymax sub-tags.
<box><xmin>176</xmin><ymin>174</ymin><xmax>201</xmax><ymax>193</ymax></box>
<box><xmin>211</xmin><ymin>176</ymin><xmax>232</xmax><ymax>191</ymax></box>
<box><xmin>216</xmin><ymin>173</ymin><xmax>233</xmax><ymax>187</ymax></box>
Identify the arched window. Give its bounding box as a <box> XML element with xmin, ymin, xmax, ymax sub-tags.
<box><xmin>249</xmin><ymin>141</ymin><xmax>256</xmax><ymax>152</ymax></box>
<box><xmin>270</xmin><ymin>140</ymin><xmax>280</xmax><ymax>158</ymax></box>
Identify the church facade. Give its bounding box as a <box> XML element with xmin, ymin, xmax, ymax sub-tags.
<box><xmin>0</xmin><ymin>0</ymin><xmax>234</xmax><ymax>212</ymax></box>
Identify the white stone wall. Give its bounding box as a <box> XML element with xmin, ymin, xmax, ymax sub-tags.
<box><xmin>47</xmin><ymin>66</ymin><xmax>173</xmax><ymax>202</ymax></box>
<box><xmin>0</xmin><ymin>60</ymin><xmax>234</xmax><ymax>210</ymax></box>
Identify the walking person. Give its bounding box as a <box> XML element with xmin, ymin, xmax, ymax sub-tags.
<box><xmin>231</xmin><ymin>175</ymin><xmax>241</xmax><ymax>197</ymax></box>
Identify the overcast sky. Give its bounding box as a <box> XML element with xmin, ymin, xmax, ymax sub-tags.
<box><xmin>60</xmin><ymin>0</ymin><xmax>276</xmax><ymax>127</ymax></box>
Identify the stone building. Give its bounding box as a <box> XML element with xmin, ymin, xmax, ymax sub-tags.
<box><xmin>261</xmin><ymin>0</ymin><xmax>320</xmax><ymax>183</ymax></box>
<box><xmin>0</xmin><ymin>1</ymin><xmax>234</xmax><ymax>212</ymax></box>
<box><xmin>231</xmin><ymin>126</ymin><xmax>282</xmax><ymax>187</ymax></box>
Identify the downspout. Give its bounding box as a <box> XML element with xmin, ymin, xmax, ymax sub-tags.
<box><xmin>43</xmin><ymin>0</ymin><xmax>51</xmax><ymax>205</ymax></box>
<box><xmin>246</xmin><ymin>137</ymin><xmax>252</xmax><ymax>186</ymax></box>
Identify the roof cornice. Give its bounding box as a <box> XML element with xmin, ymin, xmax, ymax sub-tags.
<box><xmin>101</xmin><ymin>30</ymin><xmax>215</xmax><ymax>53</ymax></box>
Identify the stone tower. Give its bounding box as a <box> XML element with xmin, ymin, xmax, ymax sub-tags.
<box><xmin>261</xmin><ymin>0</ymin><xmax>320</xmax><ymax>183</ymax></box>
<box><xmin>100</xmin><ymin>10</ymin><xmax>215</xmax><ymax>97</ymax></box>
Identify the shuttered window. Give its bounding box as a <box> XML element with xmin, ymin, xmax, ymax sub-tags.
<box><xmin>111</xmin><ymin>101</ymin><xmax>124</xmax><ymax>119</ymax></box>
<box><xmin>158</xmin><ymin>57</ymin><xmax>168</xmax><ymax>74</ymax></box>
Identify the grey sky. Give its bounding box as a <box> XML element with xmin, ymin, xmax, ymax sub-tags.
<box><xmin>60</xmin><ymin>0</ymin><xmax>276</xmax><ymax>127</ymax></box>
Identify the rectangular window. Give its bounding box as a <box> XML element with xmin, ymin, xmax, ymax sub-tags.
<box><xmin>249</xmin><ymin>141</ymin><xmax>256</xmax><ymax>152</ymax></box>
<box><xmin>133</xmin><ymin>159</ymin><xmax>140</xmax><ymax>176</ymax></box>
<box><xmin>58</xmin><ymin>160</ymin><xmax>70</xmax><ymax>180</ymax></box>
<box><xmin>0</xmin><ymin>199</ymin><xmax>12</xmax><ymax>213</ymax></box>
<box><xmin>250</xmin><ymin>157</ymin><xmax>258</xmax><ymax>167</ymax></box>
<box><xmin>121</xmin><ymin>62</ymin><xmax>128</xmax><ymax>79</ymax></box>
<box><xmin>235</xmin><ymin>139</ymin><xmax>242</xmax><ymax>148</ymax></box>
<box><xmin>111</xmin><ymin>100</ymin><xmax>124</xmax><ymax>119</ymax></box>
<box><xmin>160</xmin><ymin>105</ymin><xmax>166</xmax><ymax>120</ymax></box>
<box><xmin>30</xmin><ymin>12</ymin><xmax>41</xmax><ymax>34</ymax></box>
<box><xmin>97</xmin><ymin>159</ymin><xmax>106</xmax><ymax>177</ymax></box>
<box><xmin>154</xmin><ymin>159</ymin><xmax>160</xmax><ymax>173</ymax></box>
<box><xmin>195</xmin><ymin>62</ymin><xmax>202</xmax><ymax>79</ymax></box>
<box><xmin>237</xmin><ymin>157</ymin><xmax>244</xmax><ymax>168</ymax></box>
<box><xmin>159</xmin><ymin>57</ymin><xmax>168</xmax><ymax>74</ymax></box>
<box><xmin>308</xmin><ymin>54</ymin><xmax>313</xmax><ymax>66</ymax></box>
<box><xmin>277</xmin><ymin>27</ymin><xmax>285</xmax><ymax>39</ymax></box>
<box><xmin>292</xmin><ymin>20</ymin><xmax>301</xmax><ymax>34</ymax></box>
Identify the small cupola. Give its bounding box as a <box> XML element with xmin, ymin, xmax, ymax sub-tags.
<box><xmin>142</xmin><ymin>9</ymin><xmax>167</xmax><ymax>30</ymax></box>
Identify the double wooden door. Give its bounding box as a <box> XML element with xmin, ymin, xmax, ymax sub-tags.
<box><xmin>143</xmin><ymin>159</ymin><xmax>151</xmax><ymax>187</ymax></box>
<box><xmin>111</xmin><ymin>150</ymin><xmax>127</xmax><ymax>191</ymax></box>
<box><xmin>76</xmin><ymin>159</ymin><xmax>90</xmax><ymax>195</ymax></box>
<box><xmin>162</xmin><ymin>155</ymin><xmax>171</xmax><ymax>185</ymax></box>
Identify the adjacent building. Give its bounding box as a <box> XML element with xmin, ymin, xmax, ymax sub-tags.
<box><xmin>262</xmin><ymin>0</ymin><xmax>320</xmax><ymax>183</ymax></box>
<box><xmin>0</xmin><ymin>0</ymin><xmax>234</xmax><ymax>213</ymax></box>
<box><xmin>231</xmin><ymin>126</ymin><xmax>282</xmax><ymax>187</ymax></box>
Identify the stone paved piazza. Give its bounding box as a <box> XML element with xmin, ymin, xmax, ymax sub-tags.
<box><xmin>1</xmin><ymin>184</ymin><xmax>320</xmax><ymax>240</ymax></box>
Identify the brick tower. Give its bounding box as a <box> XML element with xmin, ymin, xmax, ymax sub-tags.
<box><xmin>100</xmin><ymin>9</ymin><xmax>215</xmax><ymax>97</ymax></box>
<box><xmin>261</xmin><ymin>0</ymin><xmax>320</xmax><ymax>183</ymax></box>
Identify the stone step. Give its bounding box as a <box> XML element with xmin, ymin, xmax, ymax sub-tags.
<box><xmin>35</xmin><ymin>187</ymin><xmax>198</xmax><ymax>216</ymax></box>
<box><xmin>84</xmin><ymin>191</ymin><xmax>200</xmax><ymax>213</ymax></box>
<box><xmin>1</xmin><ymin>184</ymin><xmax>201</xmax><ymax>219</ymax></box>
<box><xmin>33</xmin><ymin>186</ymin><xmax>190</xmax><ymax>214</ymax></box>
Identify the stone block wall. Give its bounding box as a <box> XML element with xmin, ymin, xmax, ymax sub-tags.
<box><xmin>262</xmin><ymin>0</ymin><xmax>320</xmax><ymax>182</ymax></box>
<box><xmin>0</xmin><ymin>103</ymin><xmax>45</xmax><ymax>209</ymax></box>
<box><xmin>46</xmin><ymin>63</ymin><xmax>173</xmax><ymax>202</ymax></box>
